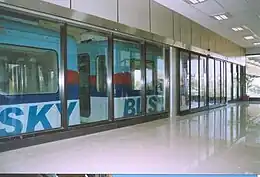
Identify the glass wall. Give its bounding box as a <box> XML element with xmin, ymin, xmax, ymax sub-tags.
<box><xmin>208</xmin><ymin>58</ymin><xmax>215</xmax><ymax>105</ymax></box>
<box><xmin>215</xmin><ymin>60</ymin><xmax>221</xmax><ymax>104</ymax></box>
<box><xmin>114</xmin><ymin>39</ymin><xmax>142</xmax><ymax>118</ymax></box>
<box><xmin>227</xmin><ymin>63</ymin><xmax>232</xmax><ymax>101</ymax></box>
<box><xmin>225</xmin><ymin>62</ymin><xmax>243</xmax><ymax>102</ymax></box>
<box><xmin>246</xmin><ymin>63</ymin><xmax>260</xmax><ymax>97</ymax></box>
<box><xmin>246</xmin><ymin>75</ymin><xmax>260</xmax><ymax>97</ymax></box>
<box><xmin>0</xmin><ymin>11</ymin><xmax>169</xmax><ymax>139</ymax></box>
<box><xmin>178</xmin><ymin>50</ymin><xmax>241</xmax><ymax>114</ymax></box>
<box><xmin>146</xmin><ymin>44</ymin><xmax>166</xmax><ymax>114</ymax></box>
<box><xmin>180</xmin><ymin>51</ymin><xmax>190</xmax><ymax>111</ymax></box>
<box><xmin>190</xmin><ymin>54</ymin><xmax>199</xmax><ymax>109</ymax></box>
<box><xmin>200</xmin><ymin>56</ymin><xmax>206</xmax><ymax>107</ymax></box>
<box><xmin>0</xmin><ymin>13</ymin><xmax>62</xmax><ymax>137</ymax></box>
<box><xmin>221</xmin><ymin>61</ymin><xmax>226</xmax><ymax>103</ymax></box>
<box><xmin>237</xmin><ymin>66</ymin><xmax>241</xmax><ymax>99</ymax></box>
<box><xmin>233</xmin><ymin>64</ymin><xmax>238</xmax><ymax>100</ymax></box>
<box><xmin>67</xmin><ymin>26</ymin><xmax>109</xmax><ymax>125</ymax></box>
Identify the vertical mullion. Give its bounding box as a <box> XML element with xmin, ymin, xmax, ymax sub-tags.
<box><xmin>198</xmin><ymin>55</ymin><xmax>201</xmax><ymax>108</ymax></box>
<box><xmin>241</xmin><ymin>66</ymin><xmax>246</xmax><ymax>98</ymax></box>
<box><xmin>164</xmin><ymin>47</ymin><xmax>170</xmax><ymax>112</ymax></box>
<box><xmin>177</xmin><ymin>50</ymin><xmax>181</xmax><ymax>114</ymax></box>
<box><xmin>206</xmin><ymin>56</ymin><xmax>209</xmax><ymax>106</ymax></box>
<box><xmin>225</xmin><ymin>62</ymin><xmax>228</xmax><ymax>103</ymax></box>
<box><xmin>214</xmin><ymin>59</ymin><xmax>216</xmax><ymax>105</ymax></box>
<box><xmin>108</xmin><ymin>33</ymin><xmax>114</xmax><ymax>121</ymax></box>
<box><xmin>60</xmin><ymin>23</ymin><xmax>68</xmax><ymax>129</ymax></box>
<box><xmin>219</xmin><ymin>60</ymin><xmax>223</xmax><ymax>104</ymax></box>
<box><xmin>237</xmin><ymin>65</ymin><xmax>239</xmax><ymax>99</ymax></box>
<box><xmin>141</xmin><ymin>42</ymin><xmax>146</xmax><ymax>115</ymax></box>
<box><xmin>189</xmin><ymin>52</ymin><xmax>192</xmax><ymax>110</ymax></box>
<box><xmin>231</xmin><ymin>63</ymin><xmax>234</xmax><ymax>100</ymax></box>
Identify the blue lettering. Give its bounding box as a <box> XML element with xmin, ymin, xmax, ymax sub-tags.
<box><xmin>0</xmin><ymin>107</ymin><xmax>23</xmax><ymax>136</ymax></box>
<box><xmin>56</xmin><ymin>101</ymin><xmax>77</xmax><ymax>121</ymax></box>
<box><xmin>148</xmin><ymin>96</ymin><xmax>157</xmax><ymax>113</ymax></box>
<box><xmin>26</xmin><ymin>104</ymin><xmax>53</xmax><ymax>132</ymax></box>
<box><xmin>124</xmin><ymin>96</ymin><xmax>158</xmax><ymax>115</ymax></box>
<box><xmin>124</xmin><ymin>98</ymin><xmax>136</xmax><ymax>116</ymax></box>
<box><xmin>0</xmin><ymin>101</ymin><xmax>78</xmax><ymax>136</ymax></box>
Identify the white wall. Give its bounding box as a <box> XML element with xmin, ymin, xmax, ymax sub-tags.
<box><xmin>118</xmin><ymin>0</ymin><xmax>150</xmax><ymax>31</ymax></box>
<box><xmin>71</xmin><ymin>0</ymin><xmax>117</xmax><ymax>21</ymax></box>
<box><xmin>151</xmin><ymin>1</ymin><xmax>173</xmax><ymax>38</ymax></box>
<box><xmin>41</xmin><ymin>0</ymin><xmax>245</xmax><ymax>58</ymax></box>
<box><xmin>42</xmin><ymin>0</ymin><xmax>70</xmax><ymax>8</ymax></box>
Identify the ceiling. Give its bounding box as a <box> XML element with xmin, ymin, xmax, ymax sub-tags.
<box><xmin>154</xmin><ymin>0</ymin><xmax>260</xmax><ymax>49</ymax></box>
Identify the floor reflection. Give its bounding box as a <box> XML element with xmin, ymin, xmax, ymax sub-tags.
<box><xmin>175</xmin><ymin>103</ymin><xmax>260</xmax><ymax>173</ymax></box>
<box><xmin>1</xmin><ymin>103</ymin><xmax>260</xmax><ymax>173</ymax></box>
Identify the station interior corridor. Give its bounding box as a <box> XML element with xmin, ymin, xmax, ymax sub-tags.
<box><xmin>1</xmin><ymin>103</ymin><xmax>260</xmax><ymax>174</ymax></box>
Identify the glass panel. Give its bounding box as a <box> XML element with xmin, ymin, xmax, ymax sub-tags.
<box><xmin>146</xmin><ymin>44</ymin><xmax>165</xmax><ymax>114</ymax></box>
<box><xmin>190</xmin><ymin>54</ymin><xmax>199</xmax><ymax>109</ymax></box>
<box><xmin>227</xmin><ymin>63</ymin><xmax>232</xmax><ymax>101</ymax></box>
<box><xmin>113</xmin><ymin>39</ymin><xmax>141</xmax><ymax>118</ymax></box>
<box><xmin>233</xmin><ymin>64</ymin><xmax>237</xmax><ymax>100</ymax></box>
<box><xmin>221</xmin><ymin>61</ymin><xmax>226</xmax><ymax>103</ymax></box>
<box><xmin>237</xmin><ymin>66</ymin><xmax>241</xmax><ymax>99</ymax></box>
<box><xmin>215</xmin><ymin>60</ymin><xmax>221</xmax><ymax>104</ymax></box>
<box><xmin>0</xmin><ymin>13</ymin><xmax>61</xmax><ymax>137</ymax></box>
<box><xmin>180</xmin><ymin>51</ymin><xmax>190</xmax><ymax>111</ymax></box>
<box><xmin>208</xmin><ymin>58</ymin><xmax>215</xmax><ymax>105</ymax></box>
<box><xmin>67</xmin><ymin>26</ymin><xmax>108</xmax><ymax>124</ymax></box>
<box><xmin>246</xmin><ymin>74</ymin><xmax>260</xmax><ymax>97</ymax></box>
<box><xmin>200</xmin><ymin>56</ymin><xmax>206</xmax><ymax>107</ymax></box>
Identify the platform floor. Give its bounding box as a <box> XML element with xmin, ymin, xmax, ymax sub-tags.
<box><xmin>1</xmin><ymin>103</ymin><xmax>260</xmax><ymax>173</ymax></box>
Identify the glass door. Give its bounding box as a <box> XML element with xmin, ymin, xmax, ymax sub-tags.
<box><xmin>208</xmin><ymin>58</ymin><xmax>215</xmax><ymax>105</ymax></box>
<box><xmin>180</xmin><ymin>51</ymin><xmax>190</xmax><ymax>111</ymax></box>
<box><xmin>190</xmin><ymin>54</ymin><xmax>199</xmax><ymax>109</ymax></box>
<box><xmin>200</xmin><ymin>56</ymin><xmax>207</xmax><ymax>107</ymax></box>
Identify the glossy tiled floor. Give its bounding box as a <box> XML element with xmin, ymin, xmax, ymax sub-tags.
<box><xmin>1</xmin><ymin>103</ymin><xmax>260</xmax><ymax>173</ymax></box>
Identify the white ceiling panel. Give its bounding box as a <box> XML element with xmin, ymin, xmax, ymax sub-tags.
<box><xmin>193</xmin><ymin>0</ymin><xmax>224</xmax><ymax>15</ymax></box>
<box><xmin>216</xmin><ymin>0</ymin><xmax>249</xmax><ymax>13</ymax></box>
<box><xmin>154</xmin><ymin>0</ymin><xmax>260</xmax><ymax>49</ymax></box>
<box><xmin>246</xmin><ymin>0</ymin><xmax>260</xmax><ymax>11</ymax></box>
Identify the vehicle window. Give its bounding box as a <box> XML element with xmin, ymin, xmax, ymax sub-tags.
<box><xmin>96</xmin><ymin>55</ymin><xmax>107</xmax><ymax>92</ymax></box>
<box><xmin>0</xmin><ymin>44</ymin><xmax>58</xmax><ymax>95</ymax></box>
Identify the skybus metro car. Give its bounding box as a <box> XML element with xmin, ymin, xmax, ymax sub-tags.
<box><xmin>0</xmin><ymin>15</ymin><xmax>165</xmax><ymax>137</ymax></box>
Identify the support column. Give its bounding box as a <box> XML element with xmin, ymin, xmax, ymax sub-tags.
<box><xmin>170</xmin><ymin>47</ymin><xmax>178</xmax><ymax>120</ymax></box>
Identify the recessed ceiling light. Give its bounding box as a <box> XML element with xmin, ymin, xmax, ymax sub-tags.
<box><xmin>244</xmin><ymin>36</ymin><xmax>254</xmax><ymax>40</ymax></box>
<box><xmin>220</xmin><ymin>14</ymin><xmax>228</xmax><ymax>19</ymax></box>
<box><xmin>184</xmin><ymin>0</ymin><xmax>206</xmax><ymax>4</ymax></box>
<box><xmin>254</xmin><ymin>42</ymin><xmax>260</xmax><ymax>46</ymax></box>
<box><xmin>213</xmin><ymin>13</ymin><xmax>230</xmax><ymax>21</ymax></box>
<box><xmin>232</xmin><ymin>27</ymin><xmax>244</xmax><ymax>32</ymax></box>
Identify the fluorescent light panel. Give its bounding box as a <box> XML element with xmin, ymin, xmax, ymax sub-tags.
<box><xmin>254</xmin><ymin>42</ymin><xmax>260</xmax><ymax>46</ymax></box>
<box><xmin>187</xmin><ymin>0</ymin><xmax>206</xmax><ymax>4</ymax></box>
<box><xmin>213</xmin><ymin>14</ymin><xmax>229</xmax><ymax>20</ymax></box>
<box><xmin>220</xmin><ymin>14</ymin><xmax>228</xmax><ymax>19</ymax></box>
<box><xmin>244</xmin><ymin>36</ymin><xmax>254</xmax><ymax>40</ymax></box>
<box><xmin>232</xmin><ymin>27</ymin><xmax>244</xmax><ymax>32</ymax></box>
